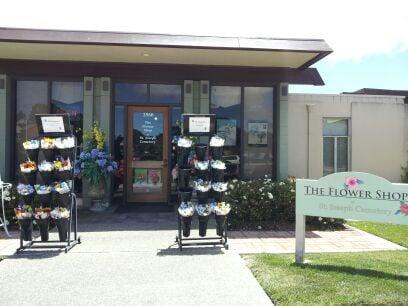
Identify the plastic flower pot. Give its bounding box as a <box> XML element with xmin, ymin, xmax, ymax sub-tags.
<box><xmin>210</xmin><ymin>146</ymin><xmax>223</xmax><ymax>160</ymax></box>
<box><xmin>178</xmin><ymin>167</ymin><xmax>191</xmax><ymax>189</ymax></box>
<box><xmin>212</xmin><ymin>190</ymin><xmax>225</xmax><ymax>202</ymax></box>
<box><xmin>177</xmin><ymin>146</ymin><xmax>190</xmax><ymax>168</ymax></box>
<box><xmin>179</xmin><ymin>187</ymin><xmax>193</xmax><ymax>202</ymax></box>
<box><xmin>22</xmin><ymin>171</ymin><xmax>37</xmax><ymax>185</ymax></box>
<box><xmin>38</xmin><ymin>193</ymin><xmax>52</xmax><ymax>206</ymax></box>
<box><xmin>196</xmin><ymin>190</ymin><xmax>209</xmax><ymax>204</ymax></box>
<box><xmin>195</xmin><ymin>168</ymin><xmax>209</xmax><ymax>181</ymax></box>
<box><xmin>198</xmin><ymin>215</ymin><xmax>210</xmax><ymax>237</ymax></box>
<box><xmin>55</xmin><ymin>218</ymin><xmax>69</xmax><ymax>242</ymax></box>
<box><xmin>58</xmin><ymin>148</ymin><xmax>75</xmax><ymax>160</ymax></box>
<box><xmin>181</xmin><ymin>216</ymin><xmax>192</xmax><ymax>237</ymax></box>
<box><xmin>18</xmin><ymin>218</ymin><xmax>33</xmax><ymax>241</ymax></box>
<box><xmin>36</xmin><ymin>218</ymin><xmax>50</xmax><ymax>242</ymax></box>
<box><xmin>41</xmin><ymin>148</ymin><xmax>55</xmax><ymax>162</ymax></box>
<box><xmin>56</xmin><ymin>170</ymin><xmax>71</xmax><ymax>181</ymax></box>
<box><xmin>39</xmin><ymin>171</ymin><xmax>54</xmax><ymax>185</ymax></box>
<box><xmin>212</xmin><ymin>168</ymin><xmax>225</xmax><ymax>182</ymax></box>
<box><xmin>20</xmin><ymin>193</ymin><xmax>34</xmax><ymax>204</ymax></box>
<box><xmin>215</xmin><ymin>214</ymin><xmax>227</xmax><ymax>236</ymax></box>
<box><xmin>25</xmin><ymin>148</ymin><xmax>39</xmax><ymax>162</ymax></box>
<box><xmin>56</xmin><ymin>192</ymin><xmax>71</xmax><ymax>207</ymax></box>
<box><xmin>195</xmin><ymin>144</ymin><xmax>207</xmax><ymax>161</ymax></box>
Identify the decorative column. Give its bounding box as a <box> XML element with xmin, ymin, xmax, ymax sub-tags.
<box><xmin>277</xmin><ymin>83</ymin><xmax>289</xmax><ymax>180</ymax></box>
<box><xmin>0</xmin><ymin>75</ymin><xmax>11</xmax><ymax>180</ymax></box>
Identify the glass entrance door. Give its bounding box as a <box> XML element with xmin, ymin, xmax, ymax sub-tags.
<box><xmin>126</xmin><ymin>106</ymin><xmax>169</xmax><ymax>202</ymax></box>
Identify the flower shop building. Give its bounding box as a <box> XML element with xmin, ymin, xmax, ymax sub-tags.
<box><xmin>1</xmin><ymin>27</ymin><xmax>406</xmax><ymax>206</ymax></box>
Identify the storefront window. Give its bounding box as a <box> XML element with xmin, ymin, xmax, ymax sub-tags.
<box><xmin>323</xmin><ymin>118</ymin><xmax>349</xmax><ymax>175</ymax></box>
<box><xmin>150</xmin><ymin>84</ymin><xmax>181</xmax><ymax>104</ymax></box>
<box><xmin>115</xmin><ymin>83</ymin><xmax>147</xmax><ymax>103</ymax></box>
<box><xmin>243</xmin><ymin>87</ymin><xmax>274</xmax><ymax>178</ymax></box>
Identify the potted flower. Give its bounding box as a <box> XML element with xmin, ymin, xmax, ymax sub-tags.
<box><xmin>34</xmin><ymin>185</ymin><xmax>53</xmax><ymax>206</ymax></box>
<box><xmin>34</xmin><ymin>207</ymin><xmax>51</xmax><ymax>241</ymax></box>
<box><xmin>212</xmin><ymin>182</ymin><xmax>228</xmax><ymax>202</ymax></box>
<box><xmin>50</xmin><ymin>207</ymin><xmax>70</xmax><ymax>242</ymax></box>
<box><xmin>40</xmin><ymin>137</ymin><xmax>56</xmax><ymax>162</ymax></box>
<box><xmin>214</xmin><ymin>202</ymin><xmax>231</xmax><ymax>236</ymax></box>
<box><xmin>54</xmin><ymin>182</ymin><xmax>71</xmax><ymax>207</ymax></box>
<box><xmin>177</xmin><ymin>137</ymin><xmax>192</xmax><ymax>168</ymax></box>
<box><xmin>209</xmin><ymin>135</ymin><xmax>225</xmax><ymax>160</ymax></box>
<box><xmin>16</xmin><ymin>183</ymin><xmax>35</xmax><ymax>204</ymax></box>
<box><xmin>196</xmin><ymin>204</ymin><xmax>211</xmax><ymax>237</ymax></box>
<box><xmin>195</xmin><ymin>160</ymin><xmax>210</xmax><ymax>181</ymax></box>
<box><xmin>194</xmin><ymin>180</ymin><xmax>211</xmax><ymax>204</ymax></box>
<box><xmin>23</xmin><ymin>139</ymin><xmax>39</xmax><ymax>162</ymax></box>
<box><xmin>38</xmin><ymin>160</ymin><xmax>54</xmax><ymax>185</ymax></box>
<box><xmin>15</xmin><ymin>204</ymin><xmax>33</xmax><ymax>241</ymax></box>
<box><xmin>54</xmin><ymin>136</ymin><xmax>75</xmax><ymax>160</ymax></box>
<box><xmin>20</xmin><ymin>161</ymin><xmax>37</xmax><ymax>185</ymax></box>
<box><xmin>54</xmin><ymin>159</ymin><xmax>72</xmax><ymax>181</ymax></box>
<box><xmin>178</xmin><ymin>202</ymin><xmax>194</xmax><ymax>237</ymax></box>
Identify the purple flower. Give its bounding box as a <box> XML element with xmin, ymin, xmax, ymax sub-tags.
<box><xmin>96</xmin><ymin>159</ymin><xmax>107</xmax><ymax>168</ymax></box>
<box><xmin>111</xmin><ymin>161</ymin><xmax>118</xmax><ymax>169</ymax></box>
<box><xmin>81</xmin><ymin>162</ymin><xmax>85</xmax><ymax>169</ymax></box>
<box><xmin>91</xmin><ymin>149</ymin><xmax>99</xmax><ymax>158</ymax></box>
<box><xmin>107</xmin><ymin>165</ymin><xmax>113</xmax><ymax>172</ymax></box>
<box><xmin>98</xmin><ymin>151</ymin><xmax>106</xmax><ymax>158</ymax></box>
<box><xmin>74</xmin><ymin>167</ymin><xmax>80</xmax><ymax>175</ymax></box>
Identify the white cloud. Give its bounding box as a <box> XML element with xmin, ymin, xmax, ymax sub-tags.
<box><xmin>0</xmin><ymin>0</ymin><xmax>407</xmax><ymax>62</ymax></box>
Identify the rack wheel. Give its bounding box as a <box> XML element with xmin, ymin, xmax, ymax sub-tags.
<box><xmin>175</xmin><ymin>236</ymin><xmax>178</xmax><ymax>243</ymax></box>
<box><xmin>225</xmin><ymin>243</ymin><xmax>229</xmax><ymax>250</ymax></box>
<box><xmin>78</xmin><ymin>237</ymin><xmax>81</xmax><ymax>244</ymax></box>
<box><xmin>65</xmin><ymin>248</ymin><xmax>68</xmax><ymax>253</ymax></box>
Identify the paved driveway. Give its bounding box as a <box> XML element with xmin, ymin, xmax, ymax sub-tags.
<box><xmin>0</xmin><ymin>211</ymin><xmax>272</xmax><ymax>306</ymax></box>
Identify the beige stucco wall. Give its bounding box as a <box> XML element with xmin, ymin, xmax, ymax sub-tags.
<box><xmin>288</xmin><ymin>93</ymin><xmax>408</xmax><ymax>182</ymax></box>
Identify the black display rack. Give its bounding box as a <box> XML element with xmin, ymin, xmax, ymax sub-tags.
<box><xmin>175</xmin><ymin>114</ymin><xmax>229</xmax><ymax>251</ymax></box>
<box><xmin>17</xmin><ymin>114</ymin><xmax>81</xmax><ymax>253</ymax></box>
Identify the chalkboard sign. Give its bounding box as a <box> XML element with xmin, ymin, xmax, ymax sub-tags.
<box><xmin>182</xmin><ymin>114</ymin><xmax>215</xmax><ymax>136</ymax></box>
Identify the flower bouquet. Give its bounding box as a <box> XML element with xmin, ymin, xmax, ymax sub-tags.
<box><xmin>194</xmin><ymin>143</ymin><xmax>207</xmax><ymax>161</ymax></box>
<box><xmin>194</xmin><ymin>180</ymin><xmax>211</xmax><ymax>204</ymax></box>
<box><xmin>50</xmin><ymin>207</ymin><xmax>70</xmax><ymax>242</ymax></box>
<box><xmin>209</xmin><ymin>135</ymin><xmax>225</xmax><ymax>160</ymax></box>
<box><xmin>196</xmin><ymin>204</ymin><xmax>212</xmax><ymax>237</ymax></box>
<box><xmin>38</xmin><ymin>160</ymin><xmax>54</xmax><ymax>185</ymax></box>
<box><xmin>214</xmin><ymin>202</ymin><xmax>231</xmax><ymax>236</ymax></box>
<box><xmin>177</xmin><ymin>137</ymin><xmax>192</xmax><ymax>168</ymax></box>
<box><xmin>20</xmin><ymin>161</ymin><xmax>37</xmax><ymax>185</ymax></box>
<box><xmin>211</xmin><ymin>160</ymin><xmax>226</xmax><ymax>182</ymax></box>
<box><xmin>34</xmin><ymin>207</ymin><xmax>51</xmax><ymax>241</ymax></box>
<box><xmin>40</xmin><ymin>137</ymin><xmax>56</xmax><ymax>161</ymax></box>
<box><xmin>35</xmin><ymin>184</ymin><xmax>53</xmax><ymax>206</ymax></box>
<box><xmin>15</xmin><ymin>204</ymin><xmax>33</xmax><ymax>241</ymax></box>
<box><xmin>54</xmin><ymin>159</ymin><xmax>72</xmax><ymax>181</ymax></box>
<box><xmin>178</xmin><ymin>202</ymin><xmax>194</xmax><ymax>237</ymax></box>
<box><xmin>195</xmin><ymin>160</ymin><xmax>210</xmax><ymax>181</ymax></box>
<box><xmin>54</xmin><ymin>181</ymin><xmax>71</xmax><ymax>207</ymax></box>
<box><xmin>178</xmin><ymin>166</ymin><xmax>191</xmax><ymax>189</ymax></box>
<box><xmin>23</xmin><ymin>139</ymin><xmax>40</xmax><ymax>162</ymax></box>
<box><xmin>17</xmin><ymin>183</ymin><xmax>35</xmax><ymax>204</ymax></box>
<box><xmin>212</xmin><ymin>182</ymin><xmax>228</xmax><ymax>202</ymax></box>
<box><xmin>55</xmin><ymin>136</ymin><xmax>75</xmax><ymax>160</ymax></box>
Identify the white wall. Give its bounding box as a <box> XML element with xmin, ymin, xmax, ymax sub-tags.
<box><xmin>288</xmin><ymin>94</ymin><xmax>407</xmax><ymax>182</ymax></box>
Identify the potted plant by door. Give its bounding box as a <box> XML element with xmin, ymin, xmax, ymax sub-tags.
<box><xmin>15</xmin><ymin>204</ymin><xmax>33</xmax><ymax>241</ymax></box>
<box><xmin>75</xmin><ymin>122</ymin><xmax>118</xmax><ymax>211</ymax></box>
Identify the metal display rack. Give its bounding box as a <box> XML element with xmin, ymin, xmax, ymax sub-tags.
<box><xmin>0</xmin><ymin>176</ymin><xmax>12</xmax><ymax>237</ymax></box>
<box><xmin>17</xmin><ymin>114</ymin><xmax>81</xmax><ymax>253</ymax></box>
<box><xmin>175</xmin><ymin>114</ymin><xmax>229</xmax><ymax>251</ymax></box>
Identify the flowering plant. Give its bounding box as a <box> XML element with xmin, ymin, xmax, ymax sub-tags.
<box><xmin>50</xmin><ymin>207</ymin><xmax>70</xmax><ymax>219</ymax></box>
<box><xmin>20</xmin><ymin>161</ymin><xmax>37</xmax><ymax>173</ymax></box>
<box><xmin>34</xmin><ymin>207</ymin><xmax>51</xmax><ymax>220</ymax></box>
<box><xmin>14</xmin><ymin>204</ymin><xmax>33</xmax><ymax>219</ymax></box>
<box><xmin>54</xmin><ymin>159</ymin><xmax>71</xmax><ymax>171</ymax></box>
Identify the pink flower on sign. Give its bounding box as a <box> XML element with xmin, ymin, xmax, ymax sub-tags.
<box><xmin>399</xmin><ymin>203</ymin><xmax>408</xmax><ymax>216</ymax></box>
<box><xmin>345</xmin><ymin>177</ymin><xmax>359</xmax><ymax>190</ymax></box>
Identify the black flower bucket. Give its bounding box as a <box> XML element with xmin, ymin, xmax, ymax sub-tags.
<box><xmin>212</xmin><ymin>168</ymin><xmax>225</xmax><ymax>182</ymax></box>
<box><xmin>181</xmin><ymin>216</ymin><xmax>192</xmax><ymax>237</ymax></box>
<box><xmin>210</xmin><ymin>146</ymin><xmax>223</xmax><ymax>160</ymax></box>
<box><xmin>18</xmin><ymin>218</ymin><xmax>33</xmax><ymax>241</ymax></box>
<box><xmin>195</xmin><ymin>144</ymin><xmax>207</xmax><ymax>161</ymax></box>
<box><xmin>39</xmin><ymin>171</ymin><xmax>54</xmax><ymax>185</ymax></box>
<box><xmin>25</xmin><ymin>148</ymin><xmax>39</xmax><ymax>162</ymax></box>
<box><xmin>198</xmin><ymin>215</ymin><xmax>210</xmax><ymax>237</ymax></box>
<box><xmin>58</xmin><ymin>148</ymin><xmax>75</xmax><ymax>160</ymax></box>
<box><xmin>215</xmin><ymin>214</ymin><xmax>227</xmax><ymax>237</ymax></box>
<box><xmin>36</xmin><ymin>218</ymin><xmax>50</xmax><ymax>242</ymax></box>
<box><xmin>41</xmin><ymin>149</ymin><xmax>55</xmax><ymax>162</ymax></box>
<box><xmin>177</xmin><ymin>146</ymin><xmax>190</xmax><ymax>168</ymax></box>
<box><xmin>179</xmin><ymin>187</ymin><xmax>193</xmax><ymax>202</ymax></box>
<box><xmin>37</xmin><ymin>192</ymin><xmax>52</xmax><ymax>206</ymax></box>
<box><xmin>195</xmin><ymin>168</ymin><xmax>209</xmax><ymax>181</ymax></box>
<box><xmin>56</xmin><ymin>170</ymin><xmax>71</xmax><ymax>181</ymax></box>
<box><xmin>178</xmin><ymin>167</ymin><xmax>191</xmax><ymax>189</ymax></box>
<box><xmin>20</xmin><ymin>193</ymin><xmax>34</xmax><ymax>204</ymax></box>
<box><xmin>22</xmin><ymin>171</ymin><xmax>37</xmax><ymax>186</ymax></box>
<box><xmin>212</xmin><ymin>190</ymin><xmax>225</xmax><ymax>202</ymax></box>
<box><xmin>196</xmin><ymin>190</ymin><xmax>209</xmax><ymax>204</ymax></box>
<box><xmin>55</xmin><ymin>218</ymin><xmax>69</xmax><ymax>242</ymax></box>
<box><xmin>56</xmin><ymin>192</ymin><xmax>71</xmax><ymax>208</ymax></box>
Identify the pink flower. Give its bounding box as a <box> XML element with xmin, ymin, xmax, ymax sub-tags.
<box><xmin>400</xmin><ymin>203</ymin><xmax>408</xmax><ymax>215</ymax></box>
<box><xmin>345</xmin><ymin>177</ymin><xmax>359</xmax><ymax>190</ymax></box>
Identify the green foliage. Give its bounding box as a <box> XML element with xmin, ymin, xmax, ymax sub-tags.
<box><xmin>225</xmin><ymin>176</ymin><xmax>344</xmax><ymax>230</ymax></box>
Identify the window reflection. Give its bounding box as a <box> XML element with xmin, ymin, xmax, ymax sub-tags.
<box><xmin>150</xmin><ymin>84</ymin><xmax>181</xmax><ymax>104</ymax></box>
<box><xmin>115</xmin><ymin>83</ymin><xmax>147</xmax><ymax>103</ymax></box>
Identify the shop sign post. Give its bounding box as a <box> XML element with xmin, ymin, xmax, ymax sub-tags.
<box><xmin>295</xmin><ymin>172</ymin><xmax>408</xmax><ymax>264</ymax></box>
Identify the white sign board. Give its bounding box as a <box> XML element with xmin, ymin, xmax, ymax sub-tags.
<box><xmin>41</xmin><ymin>116</ymin><xmax>65</xmax><ymax>133</ymax></box>
<box><xmin>189</xmin><ymin>117</ymin><xmax>210</xmax><ymax>133</ymax></box>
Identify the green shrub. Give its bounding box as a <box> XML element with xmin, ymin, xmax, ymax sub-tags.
<box><xmin>225</xmin><ymin>176</ymin><xmax>344</xmax><ymax>230</ymax></box>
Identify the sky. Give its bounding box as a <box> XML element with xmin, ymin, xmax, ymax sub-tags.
<box><xmin>0</xmin><ymin>0</ymin><xmax>407</xmax><ymax>94</ymax></box>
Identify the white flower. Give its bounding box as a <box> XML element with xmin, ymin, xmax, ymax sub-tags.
<box><xmin>267</xmin><ymin>192</ymin><xmax>273</xmax><ymax>200</ymax></box>
<box><xmin>279</xmin><ymin>182</ymin><xmax>285</xmax><ymax>186</ymax></box>
<box><xmin>243</xmin><ymin>196</ymin><xmax>247</xmax><ymax>200</ymax></box>
<box><xmin>290</xmin><ymin>189</ymin><xmax>295</xmax><ymax>193</ymax></box>
<box><xmin>318</xmin><ymin>217</ymin><xmax>323</xmax><ymax>221</ymax></box>
<box><xmin>257</xmin><ymin>225</ymin><xmax>262</xmax><ymax>230</ymax></box>
<box><xmin>177</xmin><ymin>137</ymin><xmax>192</xmax><ymax>148</ymax></box>
<box><xmin>209</xmin><ymin>135</ymin><xmax>225</xmax><ymax>147</ymax></box>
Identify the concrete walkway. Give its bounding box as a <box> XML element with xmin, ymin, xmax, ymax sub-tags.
<box><xmin>0</xmin><ymin>212</ymin><xmax>272</xmax><ymax>306</ymax></box>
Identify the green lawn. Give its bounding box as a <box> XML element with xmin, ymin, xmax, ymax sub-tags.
<box><xmin>246</xmin><ymin>251</ymin><xmax>408</xmax><ymax>305</ymax></box>
<box><xmin>347</xmin><ymin>220</ymin><xmax>408</xmax><ymax>248</ymax></box>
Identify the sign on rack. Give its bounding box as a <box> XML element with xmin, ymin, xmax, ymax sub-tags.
<box><xmin>35</xmin><ymin>114</ymin><xmax>72</xmax><ymax>136</ymax></box>
<box><xmin>295</xmin><ymin>172</ymin><xmax>408</xmax><ymax>263</ymax></box>
<box><xmin>182</xmin><ymin>114</ymin><xmax>215</xmax><ymax>136</ymax></box>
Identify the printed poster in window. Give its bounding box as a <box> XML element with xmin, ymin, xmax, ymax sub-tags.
<box><xmin>147</xmin><ymin>169</ymin><xmax>162</xmax><ymax>188</ymax></box>
<box><xmin>248</xmin><ymin>122</ymin><xmax>268</xmax><ymax>145</ymax></box>
<box><xmin>216</xmin><ymin>119</ymin><xmax>236</xmax><ymax>146</ymax></box>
